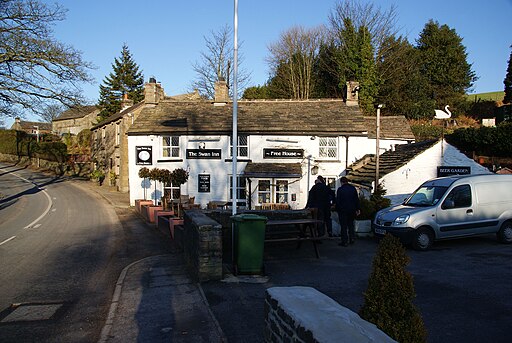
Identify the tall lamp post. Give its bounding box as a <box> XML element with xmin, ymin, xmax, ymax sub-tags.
<box><xmin>375</xmin><ymin>104</ymin><xmax>384</xmax><ymax>193</ymax></box>
<box><xmin>34</xmin><ymin>126</ymin><xmax>40</xmax><ymax>167</ymax></box>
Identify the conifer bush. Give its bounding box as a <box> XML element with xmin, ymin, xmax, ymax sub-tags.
<box><xmin>360</xmin><ymin>234</ymin><xmax>427</xmax><ymax>343</ymax></box>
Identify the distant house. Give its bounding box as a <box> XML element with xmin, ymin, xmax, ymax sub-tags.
<box><xmin>346</xmin><ymin>140</ymin><xmax>492</xmax><ymax>204</ymax></box>
<box><xmin>11</xmin><ymin>118</ymin><xmax>52</xmax><ymax>136</ymax></box>
<box><xmin>52</xmin><ymin>105</ymin><xmax>100</xmax><ymax>136</ymax></box>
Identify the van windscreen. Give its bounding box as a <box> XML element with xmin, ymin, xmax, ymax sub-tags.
<box><xmin>405</xmin><ymin>185</ymin><xmax>449</xmax><ymax>206</ymax></box>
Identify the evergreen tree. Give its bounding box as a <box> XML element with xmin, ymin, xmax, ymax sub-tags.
<box><xmin>416</xmin><ymin>20</ymin><xmax>477</xmax><ymax>112</ymax></box>
<box><xmin>97</xmin><ymin>44</ymin><xmax>144</xmax><ymax>120</ymax></box>
<box><xmin>312</xmin><ymin>41</ymin><xmax>344</xmax><ymax>98</ymax></box>
<box><xmin>360</xmin><ymin>234</ymin><xmax>427</xmax><ymax>343</ymax></box>
<box><xmin>504</xmin><ymin>45</ymin><xmax>512</xmax><ymax>104</ymax></box>
<box><xmin>356</xmin><ymin>26</ymin><xmax>378</xmax><ymax>115</ymax></box>
<box><xmin>376</xmin><ymin>36</ymin><xmax>434</xmax><ymax>119</ymax></box>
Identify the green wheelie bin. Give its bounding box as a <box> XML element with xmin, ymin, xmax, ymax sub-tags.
<box><xmin>231</xmin><ymin>214</ymin><xmax>267</xmax><ymax>274</ymax></box>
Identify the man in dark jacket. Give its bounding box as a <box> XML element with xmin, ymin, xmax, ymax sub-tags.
<box><xmin>336</xmin><ymin>176</ymin><xmax>360</xmax><ymax>246</ymax></box>
<box><xmin>306</xmin><ymin>176</ymin><xmax>335</xmax><ymax>237</ymax></box>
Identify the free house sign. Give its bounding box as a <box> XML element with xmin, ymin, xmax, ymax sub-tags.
<box><xmin>263</xmin><ymin>148</ymin><xmax>304</xmax><ymax>159</ymax></box>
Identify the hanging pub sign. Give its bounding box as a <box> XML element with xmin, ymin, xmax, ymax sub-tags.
<box><xmin>437</xmin><ymin>166</ymin><xmax>471</xmax><ymax>177</ymax></box>
<box><xmin>186</xmin><ymin>149</ymin><xmax>221</xmax><ymax>159</ymax></box>
<box><xmin>198</xmin><ymin>174</ymin><xmax>210</xmax><ymax>193</ymax></box>
<box><xmin>263</xmin><ymin>148</ymin><xmax>304</xmax><ymax>159</ymax></box>
<box><xmin>136</xmin><ymin>146</ymin><xmax>152</xmax><ymax>165</ymax></box>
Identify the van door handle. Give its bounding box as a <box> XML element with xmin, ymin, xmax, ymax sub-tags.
<box><xmin>466</xmin><ymin>209</ymin><xmax>473</xmax><ymax>215</ymax></box>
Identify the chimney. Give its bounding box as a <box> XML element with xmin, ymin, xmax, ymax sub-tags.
<box><xmin>144</xmin><ymin>77</ymin><xmax>164</xmax><ymax>105</ymax></box>
<box><xmin>121</xmin><ymin>93</ymin><xmax>134</xmax><ymax>111</ymax></box>
<box><xmin>345</xmin><ymin>81</ymin><xmax>360</xmax><ymax>107</ymax></box>
<box><xmin>214</xmin><ymin>79</ymin><xmax>229</xmax><ymax>104</ymax></box>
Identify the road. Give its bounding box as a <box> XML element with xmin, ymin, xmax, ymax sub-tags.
<box><xmin>0</xmin><ymin>163</ymin><xmax>171</xmax><ymax>342</ymax></box>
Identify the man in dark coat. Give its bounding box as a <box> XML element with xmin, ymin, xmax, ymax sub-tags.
<box><xmin>306</xmin><ymin>176</ymin><xmax>335</xmax><ymax>237</ymax></box>
<box><xmin>336</xmin><ymin>176</ymin><xmax>360</xmax><ymax>246</ymax></box>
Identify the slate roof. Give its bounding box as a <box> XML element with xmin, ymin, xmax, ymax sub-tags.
<box><xmin>364</xmin><ymin>116</ymin><xmax>415</xmax><ymax>140</ymax></box>
<box><xmin>346</xmin><ymin>140</ymin><xmax>439</xmax><ymax>186</ymax></box>
<box><xmin>11</xmin><ymin>120</ymin><xmax>52</xmax><ymax>131</ymax></box>
<box><xmin>243</xmin><ymin>162</ymin><xmax>303</xmax><ymax>178</ymax></box>
<box><xmin>54</xmin><ymin>105</ymin><xmax>99</xmax><ymax>121</ymax></box>
<box><xmin>128</xmin><ymin>99</ymin><xmax>367</xmax><ymax>136</ymax></box>
<box><xmin>92</xmin><ymin>102</ymin><xmax>145</xmax><ymax>129</ymax></box>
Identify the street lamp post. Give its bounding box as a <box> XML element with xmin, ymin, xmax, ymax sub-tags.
<box><xmin>375</xmin><ymin>104</ymin><xmax>383</xmax><ymax>193</ymax></box>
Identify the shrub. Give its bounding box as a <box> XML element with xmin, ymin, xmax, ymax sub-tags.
<box><xmin>358</xmin><ymin>184</ymin><xmax>391</xmax><ymax>220</ymax></box>
<box><xmin>360</xmin><ymin>234</ymin><xmax>427</xmax><ymax>343</ymax></box>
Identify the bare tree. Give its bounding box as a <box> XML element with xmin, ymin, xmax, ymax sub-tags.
<box><xmin>190</xmin><ymin>25</ymin><xmax>251</xmax><ymax>99</ymax></box>
<box><xmin>328</xmin><ymin>0</ymin><xmax>400</xmax><ymax>60</ymax></box>
<box><xmin>40</xmin><ymin>103</ymin><xmax>64</xmax><ymax>123</ymax></box>
<box><xmin>0</xmin><ymin>0</ymin><xmax>94</xmax><ymax>119</ymax></box>
<box><xmin>267</xmin><ymin>25</ymin><xmax>326</xmax><ymax>99</ymax></box>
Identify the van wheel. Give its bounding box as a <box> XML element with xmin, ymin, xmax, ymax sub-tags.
<box><xmin>412</xmin><ymin>227</ymin><xmax>434</xmax><ymax>251</ymax></box>
<box><xmin>497</xmin><ymin>220</ymin><xmax>512</xmax><ymax>244</ymax></box>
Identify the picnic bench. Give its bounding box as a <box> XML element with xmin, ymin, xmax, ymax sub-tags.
<box><xmin>265</xmin><ymin>218</ymin><xmax>325</xmax><ymax>258</ymax></box>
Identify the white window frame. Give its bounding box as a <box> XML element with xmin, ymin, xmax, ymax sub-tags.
<box><xmin>275</xmin><ymin>179</ymin><xmax>289</xmax><ymax>203</ymax></box>
<box><xmin>319</xmin><ymin>137</ymin><xmax>338</xmax><ymax>160</ymax></box>
<box><xmin>258</xmin><ymin>179</ymin><xmax>271</xmax><ymax>204</ymax></box>
<box><xmin>229</xmin><ymin>175</ymin><xmax>247</xmax><ymax>203</ymax></box>
<box><xmin>115</xmin><ymin>123</ymin><xmax>120</xmax><ymax>145</ymax></box>
<box><xmin>230</xmin><ymin>134</ymin><xmax>248</xmax><ymax>158</ymax></box>
<box><xmin>162</xmin><ymin>136</ymin><xmax>180</xmax><ymax>158</ymax></box>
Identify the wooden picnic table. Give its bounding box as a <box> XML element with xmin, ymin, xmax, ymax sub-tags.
<box><xmin>265</xmin><ymin>218</ymin><xmax>324</xmax><ymax>258</ymax></box>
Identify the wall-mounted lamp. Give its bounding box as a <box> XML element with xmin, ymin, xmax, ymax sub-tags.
<box><xmin>310</xmin><ymin>136</ymin><xmax>316</xmax><ymax>140</ymax></box>
<box><xmin>198</xmin><ymin>142</ymin><xmax>206</xmax><ymax>149</ymax></box>
<box><xmin>311</xmin><ymin>165</ymin><xmax>319</xmax><ymax>175</ymax></box>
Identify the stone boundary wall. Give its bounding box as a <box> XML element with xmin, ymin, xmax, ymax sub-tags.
<box><xmin>183</xmin><ymin>210</ymin><xmax>223</xmax><ymax>282</ymax></box>
<box><xmin>264</xmin><ymin>286</ymin><xmax>396</xmax><ymax>343</ymax></box>
<box><xmin>0</xmin><ymin>153</ymin><xmax>91</xmax><ymax>176</ymax></box>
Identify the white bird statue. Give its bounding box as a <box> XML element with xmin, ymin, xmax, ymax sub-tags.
<box><xmin>434</xmin><ymin>105</ymin><xmax>452</xmax><ymax>119</ymax></box>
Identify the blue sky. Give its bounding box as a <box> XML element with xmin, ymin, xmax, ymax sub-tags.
<box><xmin>6</xmin><ymin>0</ymin><xmax>512</xmax><ymax>126</ymax></box>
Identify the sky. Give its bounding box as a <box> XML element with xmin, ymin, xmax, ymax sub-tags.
<box><xmin>5</xmin><ymin>0</ymin><xmax>512</xmax><ymax>127</ymax></box>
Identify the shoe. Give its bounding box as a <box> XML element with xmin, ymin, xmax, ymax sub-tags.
<box><xmin>338</xmin><ymin>242</ymin><xmax>349</xmax><ymax>247</ymax></box>
<box><xmin>349</xmin><ymin>240</ymin><xmax>355</xmax><ymax>245</ymax></box>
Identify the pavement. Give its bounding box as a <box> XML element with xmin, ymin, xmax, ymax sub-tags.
<box><xmin>80</xmin><ymin>181</ymin><xmax>226</xmax><ymax>343</ymax></box>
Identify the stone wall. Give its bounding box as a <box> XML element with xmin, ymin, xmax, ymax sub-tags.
<box><xmin>183</xmin><ymin>210</ymin><xmax>223</xmax><ymax>282</ymax></box>
<box><xmin>0</xmin><ymin>153</ymin><xmax>92</xmax><ymax>176</ymax></box>
<box><xmin>264</xmin><ymin>286</ymin><xmax>396</xmax><ymax>343</ymax></box>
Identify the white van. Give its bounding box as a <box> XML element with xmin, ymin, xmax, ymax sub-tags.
<box><xmin>373</xmin><ymin>174</ymin><xmax>512</xmax><ymax>250</ymax></box>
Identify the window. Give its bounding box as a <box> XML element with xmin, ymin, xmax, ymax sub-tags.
<box><xmin>319</xmin><ymin>137</ymin><xmax>337</xmax><ymax>159</ymax></box>
<box><xmin>258</xmin><ymin>180</ymin><xmax>271</xmax><ymax>204</ymax></box>
<box><xmin>229</xmin><ymin>176</ymin><xmax>247</xmax><ymax>201</ymax></box>
<box><xmin>115</xmin><ymin>123</ymin><xmax>120</xmax><ymax>145</ymax></box>
<box><xmin>326</xmin><ymin>177</ymin><xmax>336</xmax><ymax>192</ymax></box>
<box><xmin>162</xmin><ymin>136</ymin><xmax>180</xmax><ymax>158</ymax></box>
<box><xmin>442</xmin><ymin>185</ymin><xmax>472</xmax><ymax>209</ymax></box>
<box><xmin>230</xmin><ymin>135</ymin><xmax>248</xmax><ymax>157</ymax></box>
<box><xmin>275</xmin><ymin>180</ymin><xmax>288</xmax><ymax>203</ymax></box>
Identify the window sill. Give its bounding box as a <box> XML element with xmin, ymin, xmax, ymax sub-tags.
<box><xmin>157</xmin><ymin>159</ymin><xmax>183</xmax><ymax>163</ymax></box>
<box><xmin>224</xmin><ymin>158</ymin><xmax>252</xmax><ymax>162</ymax></box>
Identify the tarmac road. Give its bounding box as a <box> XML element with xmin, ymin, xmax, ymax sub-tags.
<box><xmin>202</xmin><ymin>235</ymin><xmax>512</xmax><ymax>343</ymax></box>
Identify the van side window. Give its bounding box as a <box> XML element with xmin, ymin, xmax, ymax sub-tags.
<box><xmin>442</xmin><ymin>185</ymin><xmax>472</xmax><ymax>209</ymax></box>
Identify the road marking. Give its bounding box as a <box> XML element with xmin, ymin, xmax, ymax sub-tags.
<box><xmin>33</xmin><ymin>224</ymin><xmax>42</xmax><ymax>229</ymax></box>
<box><xmin>0</xmin><ymin>236</ymin><xmax>16</xmax><ymax>246</ymax></box>
<box><xmin>0</xmin><ymin>169</ymin><xmax>54</xmax><ymax>230</ymax></box>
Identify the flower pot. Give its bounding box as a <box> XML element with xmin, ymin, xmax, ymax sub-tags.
<box><xmin>135</xmin><ymin>199</ymin><xmax>154</xmax><ymax>214</ymax></box>
<box><xmin>355</xmin><ymin>219</ymin><xmax>372</xmax><ymax>237</ymax></box>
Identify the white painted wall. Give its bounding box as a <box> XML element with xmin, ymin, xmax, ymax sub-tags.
<box><xmin>128</xmin><ymin>133</ymin><xmax>414</xmax><ymax>208</ymax></box>
<box><xmin>382</xmin><ymin>140</ymin><xmax>492</xmax><ymax>205</ymax></box>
